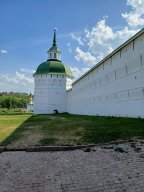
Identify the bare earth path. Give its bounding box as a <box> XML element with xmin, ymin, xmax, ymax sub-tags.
<box><xmin>0</xmin><ymin>141</ymin><xmax>144</xmax><ymax>192</ymax></box>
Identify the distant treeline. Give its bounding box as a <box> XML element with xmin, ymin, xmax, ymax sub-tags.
<box><xmin>0</xmin><ymin>92</ymin><xmax>32</xmax><ymax>109</ymax></box>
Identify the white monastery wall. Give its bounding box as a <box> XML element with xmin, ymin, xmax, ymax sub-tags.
<box><xmin>34</xmin><ymin>74</ymin><xmax>66</xmax><ymax>114</ymax></box>
<box><xmin>66</xmin><ymin>31</ymin><xmax>144</xmax><ymax>117</ymax></box>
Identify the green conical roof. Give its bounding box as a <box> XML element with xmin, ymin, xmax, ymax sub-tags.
<box><xmin>34</xmin><ymin>60</ymin><xmax>73</xmax><ymax>77</ymax></box>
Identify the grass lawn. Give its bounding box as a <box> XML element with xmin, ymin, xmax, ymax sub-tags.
<box><xmin>0</xmin><ymin>113</ymin><xmax>144</xmax><ymax>148</ymax></box>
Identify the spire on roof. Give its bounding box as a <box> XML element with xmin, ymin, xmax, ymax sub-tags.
<box><xmin>53</xmin><ymin>28</ymin><xmax>57</xmax><ymax>47</ymax></box>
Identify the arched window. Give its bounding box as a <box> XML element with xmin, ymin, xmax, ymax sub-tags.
<box><xmin>54</xmin><ymin>53</ymin><xmax>56</xmax><ymax>59</ymax></box>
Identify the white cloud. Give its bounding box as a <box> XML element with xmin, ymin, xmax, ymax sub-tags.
<box><xmin>71</xmin><ymin>33</ymin><xmax>84</xmax><ymax>45</ymax></box>
<box><xmin>0</xmin><ymin>71</ymin><xmax>34</xmax><ymax>93</ymax></box>
<box><xmin>85</xmin><ymin>19</ymin><xmax>114</xmax><ymax>61</ymax></box>
<box><xmin>16</xmin><ymin>72</ymin><xmax>34</xmax><ymax>84</ymax></box>
<box><xmin>71</xmin><ymin>0</ymin><xmax>142</xmax><ymax>67</ymax></box>
<box><xmin>67</xmin><ymin>43</ymin><xmax>72</xmax><ymax>54</ymax></box>
<box><xmin>70</xmin><ymin>66</ymin><xmax>90</xmax><ymax>79</ymax></box>
<box><xmin>0</xmin><ymin>49</ymin><xmax>8</xmax><ymax>54</ymax></box>
<box><xmin>122</xmin><ymin>0</ymin><xmax>144</xmax><ymax>27</ymax></box>
<box><xmin>75</xmin><ymin>47</ymin><xmax>97</xmax><ymax>65</ymax></box>
<box><xmin>72</xmin><ymin>18</ymin><xmax>140</xmax><ymax>65</ymax></box>
<box><xmin>20</xmin><ymin>68</ymin><xmax>35</xmax><ymax>74</ymax></box>
<box><xmin>85</xmin><ymin>20</ymin><xmax>139</xmax><ymax>60</ymax></box>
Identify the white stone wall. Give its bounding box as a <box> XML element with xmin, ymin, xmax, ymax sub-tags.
<box><xmin>34</xmin><ymin>74</ymin><xmax>66</xmax><ymax>114</ymax></box>
<box><xmin>66</xmin><ymin>32</ymin><xmax>144</xmax><ymax>117</ymax></box>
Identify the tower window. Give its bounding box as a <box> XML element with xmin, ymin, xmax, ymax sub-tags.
<box><xmin>54</xmin><ymin>53</ymin><xmax>56</xmax><ymax>58</ymax></box>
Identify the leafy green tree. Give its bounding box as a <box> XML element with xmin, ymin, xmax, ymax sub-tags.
<box><xmin>0</xmin><ymin>92</ymin><xmax>31</xmax><ymax>109</ymax></box>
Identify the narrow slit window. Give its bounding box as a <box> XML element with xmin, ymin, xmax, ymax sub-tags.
<box><xmin>54</xmin><ymin>53</ymin><xmax>56</xmax><ymax>59</ymax></box>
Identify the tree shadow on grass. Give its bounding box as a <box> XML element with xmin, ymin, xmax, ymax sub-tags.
<box><xmin>0</xmin><ymin>113</ymin><xmax>79</xmax><ymax>148</ymax></box>
<box><xmin>0</xmin><ymin>114</ymin><xmax>45</xmax><ymax>147</ymax></box>
<box><xmin>1</xmin><ymin>114</ymin><xmax>144</xmax><ymax>148</ymax></box>
<box><xmin>0</xmin><ymin>113</ymin><xmax>88</xmax><ymax>148</ymax></box>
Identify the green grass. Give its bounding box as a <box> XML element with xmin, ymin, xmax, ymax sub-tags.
<box><xmin>0</xmin><ymin>113</ymin><xmax>144</xmax><ymax>148</ymax></box>
<box><xmin>0</xmin><ymin>114</ymin><xmax>32</xmax><ymax>145</ymax></box>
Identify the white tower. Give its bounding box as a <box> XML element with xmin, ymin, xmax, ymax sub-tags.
<box><xmin>33</xmin><ymin>30</ymin><xmax>73</xmax><ymax>114</ymax></box>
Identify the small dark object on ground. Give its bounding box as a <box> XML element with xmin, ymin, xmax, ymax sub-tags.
<box><xmin>130</xmin><ymin>143</ymin><xmax>141</xmax><ymax>152</ymax></box>
<box><xmin>130</xmin><ymin>143</ymin><xmax>136</xmax><ymax>148</ymax></box>
<box><xmin>114</xmin><ymin>147</ymin><xmax>127</xmax><ymax>153</ymax></box>
<box><xmin>140</xmin><ymin>154</ymin><xmax>144</xmax><ymax>158</ymax></box>
<box><xmin>84</xmin><ymin>147</ymin><xmax>91</xmax><ymax>152</ymax></box>
<box><xmin>53</xmin><ymin>109</ymin><xmax>58</xmax><ymax>114</ymax></box>
<box><xmin>134</xmin><ymin>147</ymin><xmax>141</xmax><ymax>152</ymax></box>
<box><xmin>102</xmin><ymin>146</ymin><xmax>114</xmax><ymax>149</ymax></box>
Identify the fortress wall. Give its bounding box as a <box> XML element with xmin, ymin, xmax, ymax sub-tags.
<box><xmin>66</xmin><ymin>31</ymin><xmax>144</xmax><ymax>117</ymax></box>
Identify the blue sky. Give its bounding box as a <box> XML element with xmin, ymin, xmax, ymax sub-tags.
<box><xmin>0</xmin><ymin>0</ymin><xmax>144</xmax><ymax>93</ymax></box>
